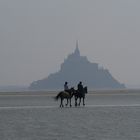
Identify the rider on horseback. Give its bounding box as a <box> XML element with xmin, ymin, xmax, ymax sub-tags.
<box><xmin>64</xmin><ymin>81</ymin><xmax>69</xmax><ymax>92</ymax></box>
<box><xmin>77</xmin><ymin>81</ymin><xmax>84</xmax><ymax>95</ymax></box>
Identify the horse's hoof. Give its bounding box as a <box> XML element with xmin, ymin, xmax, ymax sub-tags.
<box><xmin>83</xmin><ymin>104</ymin><xmax>85</xmax><ymax>106</ymax></box>
<box><xmin>70</xmin><ymin>105</ymin><xmax>72</xmax><ymax>107</ymax></box>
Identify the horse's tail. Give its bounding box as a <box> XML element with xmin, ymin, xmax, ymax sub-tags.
<box><xmin>54</xmin><ymin>92</ymin><xmax>62</xmax><ymax>101</ymax></box>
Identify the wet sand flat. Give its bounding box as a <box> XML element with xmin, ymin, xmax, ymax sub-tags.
<box><xmin>0</xmin><ymin>90</ymin><xmax>140</xmax><ymax>140</ymax></box>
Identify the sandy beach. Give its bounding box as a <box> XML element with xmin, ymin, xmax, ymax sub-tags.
<box><xmin>0</xmin><ymin>89</ymin><xmax>140</xmax><ymax>140</ymax></box>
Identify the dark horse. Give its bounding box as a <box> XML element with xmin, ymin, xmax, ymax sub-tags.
<box><xmin>74</xmin><ymin>86</ymin><xmax>88</xmax><ymax>106</ymax></box>
<box><xmin>54</xmin><ymin>87</ymin><xmax>75</xmax><ymax>107</ymax></box>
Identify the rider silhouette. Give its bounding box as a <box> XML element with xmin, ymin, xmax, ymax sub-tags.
<box><xmin>64</xmin><ymin>82</ymin><xmax>69</xmax><ymax>92</ymax></box>
<box><xmin>77</xmin><ymin>81</ymin><xmax>84</xmax><ymax>95</ymax></box>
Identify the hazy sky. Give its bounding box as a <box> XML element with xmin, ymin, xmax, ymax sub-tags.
<box><xmin>0</xmin><ymin>0</ymin><xmax>140</xmax><ymax>86</ymax></box>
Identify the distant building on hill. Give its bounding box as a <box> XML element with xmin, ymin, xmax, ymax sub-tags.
<box><xmin>29</xmin><ymin>42</ymin><xmax>125</xmax><ymax>90</ymax></box>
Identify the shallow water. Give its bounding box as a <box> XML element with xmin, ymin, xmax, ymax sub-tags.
<box><xmin>0</xmin><ymin>92</ymin><xmax>140</xmax><ymax>140</ymax></box>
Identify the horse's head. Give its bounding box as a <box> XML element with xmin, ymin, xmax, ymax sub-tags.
<box><xmin>70</xmin><ymin>87</ymin><xmax>75</xmax><ymax>93</ymax></box>
<box><xmin>69</xmin><ymin>87</ymin><xmax>76</xmax><ymax>96</ymax></box>
<box><xmin>84</xmin><ymin>86</ymin><xmax>88</xmax><ymax>93</ymax></box>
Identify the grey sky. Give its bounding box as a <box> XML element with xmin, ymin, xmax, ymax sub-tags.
<box><xmin>0</xmin><ymin>0</ymin><xmax>140</xmax><ymax>86</ymax></box>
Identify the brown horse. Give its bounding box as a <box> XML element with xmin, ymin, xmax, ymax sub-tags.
<box><xmin>54</xmin><ymin>87</ymin><xmax>75</xmax><ymax>107</ymax></box>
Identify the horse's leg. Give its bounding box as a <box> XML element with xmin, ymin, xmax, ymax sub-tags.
<box><xmin>69</xmin><ymin>98</ymin><xmax>72</xmax><ymax>107</ymax></box>
<box><xmin>78</xmin><ymin>98</ymin><xmax>81</xmax><ymax>106</ymax></box>
<box><xmin>60</xmin><ymin>98</ymin><xmax>62</xmax><ymax>107</ymax></box>
<box><xmin>65</xmin><ymin>98</ymin><xmax>68</xmax><ymax>106</ymax></box>
<box><xmin>83</xmin><ymin>97</ymin><xmax>85</xmax><ymax>106</ymax></box>
<box><xmin>75</xmin><ymin>96</ymin><xmax>77</xmax><ymax>107</ymax></box>
<box><xmin>60</xmin><ymin>98</ymin><xmax>64</xmax><ymax>107</ymax></box>
<box><xmin>62</xmin><ymin>99</ymin><xmax>64</xmax><ymax>107</ymax></box>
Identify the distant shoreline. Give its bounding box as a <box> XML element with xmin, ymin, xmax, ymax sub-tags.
<box><xmin>0</xmin><ymin>89</ymin><xmax>140</xmax><ymax>96</ymax></box>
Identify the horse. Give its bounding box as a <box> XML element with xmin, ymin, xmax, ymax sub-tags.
<box><xmin>73</xmin><ymin>86</ymin><xmax>88</xmax><ymax>106</ymax></box>
<box><xmin>54</xmin><ymin>87</ymin><xmax>75</xmax><ymax>107</ymax></box>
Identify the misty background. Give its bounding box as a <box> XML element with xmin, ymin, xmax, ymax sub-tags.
<box><xmin>0</xmin><ymin>0</ymin><xmax>140</xmax><ymax>88</ymax></box>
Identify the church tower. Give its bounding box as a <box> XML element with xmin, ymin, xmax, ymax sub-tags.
<box><xmin>74</xmin><ymin>40</ymin><xmax>80</xmax><ymax>56</ymax></box>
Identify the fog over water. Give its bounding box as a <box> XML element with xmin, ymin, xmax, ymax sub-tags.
<box><xmin>0</xmin><ymin>0</ymin><xmax>140</xmax><ymax>87</ymax></box>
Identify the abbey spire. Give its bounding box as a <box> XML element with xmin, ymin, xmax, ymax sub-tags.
<box><xmin>74</xmin><ymin>40</ymin><xmax>80</xmax><ymax>56</ymax></box>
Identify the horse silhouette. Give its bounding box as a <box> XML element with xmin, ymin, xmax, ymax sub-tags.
<box><xmin>73</xmin><ymin>86</ymin><xmax>88</xmax><ymax>106</ymax></box>
<box><xmin>54</xmin><ymin>87</ymin><xmax>75</xmax><ymax>107</ymax></box>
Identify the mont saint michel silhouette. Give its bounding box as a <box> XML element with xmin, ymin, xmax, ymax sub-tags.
<box><xmin>29</xmin><ymin>43</ymin><xmax>125</xmax><ymax>90</ymax></box>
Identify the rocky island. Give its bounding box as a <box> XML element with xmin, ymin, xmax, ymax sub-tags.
<box><xmin>29</xmin><ymin>43</ymin><xmax>125</xmax><ymax>90</ymax></box>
